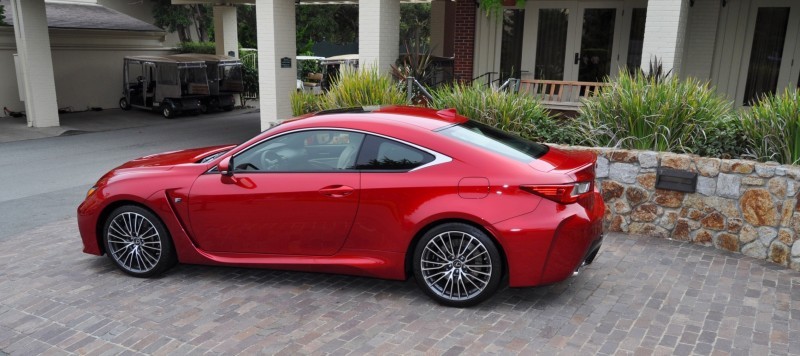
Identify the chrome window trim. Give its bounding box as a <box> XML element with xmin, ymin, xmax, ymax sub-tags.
<box><xmin>223</xmin><ymin>127</ymin><xmax>452</xmax><ymax>173</ymax></box>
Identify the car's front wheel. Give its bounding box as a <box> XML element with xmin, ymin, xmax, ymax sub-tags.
<box><xmin>413</xmin><ymin>223</ymin><xmax>502</xmax><ymax>307</ymax></box>
<box><xmin>103</xmin><ymin>205</ymin><xmax>176</xmax><ymax>278</ymax></box>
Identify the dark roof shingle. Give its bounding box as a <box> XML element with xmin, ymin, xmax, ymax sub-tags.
<box><xmin>1</xmin><ymin>1</ymin><xmax>163</xmax><ymax>32</ymax></box>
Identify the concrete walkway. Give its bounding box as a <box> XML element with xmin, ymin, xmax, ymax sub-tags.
<box><xmin>0</xmin><ymin>106</ymin><xmax>259</xmax><ymax>144</ymax></box>
<box><xmin>0</xmin><ymin>221</ymin><xmax>798</xmax><ymax>355</ymax></box>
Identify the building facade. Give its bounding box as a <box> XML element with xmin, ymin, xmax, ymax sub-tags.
<box><xmin>459</xmin><ymin>0</ymin><xmax>800</xmax><ymax>106</ymax></box>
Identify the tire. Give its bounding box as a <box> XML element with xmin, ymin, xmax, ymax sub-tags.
<box><xmin>119</xmin><ymin>98</ymin><xmax>130</xmax><ymax>111</ymax></box>
<box><xmin>162</xmin><ymin>105</ymin><xmax>174</xmax><ymax>119</ymax></box>
<box><xmin>413</xmin><ymin>223</ymin><xmax>502</xmax><ymax>307</ymax></box>
<box><xmin>199</xmin><ymin>103</ymin><xmax>208</xmax><ymax>114</ymax></box>
<box><xmin>102</xmin><ymin>205</ymin><xmax>176</xmax><ymax>278</ymax></box>
<box><xmin>223</xmin><ymin>105</ymin><xmax>234</xmax><ymax>112</ymax></box>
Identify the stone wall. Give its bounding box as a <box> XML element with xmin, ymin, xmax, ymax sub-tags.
<box><xmin>555</xmin><ymin>146</ymin><xmax>800</xmax><ymax>272</ymax></box>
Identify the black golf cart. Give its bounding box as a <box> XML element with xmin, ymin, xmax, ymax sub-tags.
<box><xmin>167</xmin><ymin>54</ymin><xmax>243</xmax><ymax>112</ymax></box>
<box><xmin>119</xmin><ymin>56</ymin><xmax>210</xmax><ymax>118</ymax></box>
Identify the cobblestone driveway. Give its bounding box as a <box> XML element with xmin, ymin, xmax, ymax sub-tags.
<box><xmin>0</xmin><ymin>219</ymin><xmax>798</xmax><ymax>355</ymax></box>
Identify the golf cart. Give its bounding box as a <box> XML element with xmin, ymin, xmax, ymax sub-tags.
<box><xmin>167</xmin><ymin>54</ymin><xmax>243</xmax><ymax>112</ymax></box>
<box><xmin>320</xmin><ymin>54</ymin><xmax>359</xmax><ymax>91</ymax></box>
<box><xmin>296</xmin><ymin>55</ymin><xmax>325</xmax><ymax>94</ymax></box>
<box><xmin>119</xmin><ymin>56</ymin><xmax>210</xmax><ymax>118</ymax></box>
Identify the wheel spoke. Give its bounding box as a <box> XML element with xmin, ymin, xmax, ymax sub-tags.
<box><xmin>424</xmin><ymin>246</ymin><xmax>447</xmax><ymax>261</ymax></box>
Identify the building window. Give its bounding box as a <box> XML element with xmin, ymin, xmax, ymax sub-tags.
<box><xmin>626</xmin><ymin>8</ymin><xmax>647</xmax><ymax>74</ymax></box>
<box><xmin>743</xmin><ymin>7</ymin><xmax>790</xmax><ymax>105</ymax></box>
<box><xmin>500</xmin><ymin>9</ymin><xmax>525</xmax><ymax>80</ymax></box>
<box><xmin>535</xmin><ymin>9</ymin><xmax>570</xmax><ymax>80</ymax></box>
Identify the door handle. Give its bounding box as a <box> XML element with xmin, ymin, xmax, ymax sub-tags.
<box><xmin>318</xmin><ymin>185</ymin><xmax>355</xmax><ymax>198</ymax></box>
<box><xmin>574</xmin><ymin>53</ymin><xmax>580</xmax><ymax>65</ymax></box>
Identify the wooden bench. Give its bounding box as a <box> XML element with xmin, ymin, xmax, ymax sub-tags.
<box><xmin>517</xmin><ymin>79</ymin><xmax>608</xmax><ymax>112</ymax></box>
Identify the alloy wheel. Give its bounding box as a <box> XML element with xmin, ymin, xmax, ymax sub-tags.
<box><xmin>419</xmin><ymin>230</ymin><xmax>493</xmax><ymax>302</ymax></box>
<box><xmin>106</xmin><ymin>211</ymin><xmax>162</xmax><ymax>273</ymax></box>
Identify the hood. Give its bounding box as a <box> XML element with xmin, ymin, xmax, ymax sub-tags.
<box><xmin>117</xmin><ymin>145</ymin><xmax>235</xmax><ymax>169</ymax></box>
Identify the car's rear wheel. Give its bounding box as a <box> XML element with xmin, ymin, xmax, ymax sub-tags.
<box><xmin>413</xmin><ymin>223</ymin><xmax>502</xmax><ymax>307</ymax></box>
<box><xmin>103</xmin><ymin>205</ymin><xmax>176</xmax><ymax>278</ymax></box>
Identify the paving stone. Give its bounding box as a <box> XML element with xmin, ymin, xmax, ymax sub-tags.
<box><xmin>0</xmin><ymin>219</ymin><xmax>797</xmax><ymax>355</ymax></box>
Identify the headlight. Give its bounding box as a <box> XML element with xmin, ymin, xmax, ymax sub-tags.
<box><xmin>86</xmin><ymin>186</ymin><xmax>98</xmax><ymax>198</ymax></box>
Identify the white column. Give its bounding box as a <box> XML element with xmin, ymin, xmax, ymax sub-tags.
<box><xmin>213</xmin><ymin>5</ymin><xmax>239</xmax><ymax>57</ymax></box>
<box><xmin>358</xmin><ymin>0</ymin><xmax>400</xmax><ymax>72</ymax></box>
<box><xmin>430</xmin><ymin>0</ymin><xmax>446</xmax><ymax>57</ymax></box>
<box><xmin>640</xmin><ymin>0</ymin><xmax>690</xmax><ymax>76</ymax></box>
<box><xmin>9</xmin><ymin>0</ymin><xmax>59</xmax><ymax>128</ymax></box>
<box><xmin>256</xmin><ymin>0</ymin><xmax>296</xmax><ymax>130</ymax></box>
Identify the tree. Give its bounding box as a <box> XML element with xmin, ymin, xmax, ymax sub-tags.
<box><xmin>151</xmin><ymin>0</ymin><xmax>212</xmax><ymax>43</ymax></box>
<box><xmin>0</xmin><ymin>5</ymin><xmax>6</xmax><ymax>26</ymax></box>
<box><xmin>237</xmin><ymin>5</ymin><xmax>257</xmax><ymax>49</ymax></box>
<box><xmin>295</xmin><ymin>5</ymin><xmax>358</xmax><ymax>53</ymax></box>
<box><xmin>400</xmin><ymin>3</ymin><xmax>431</xmax><ymax>49</ymax></box>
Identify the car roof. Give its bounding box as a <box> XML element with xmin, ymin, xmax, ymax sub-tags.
<box><xmin>284</xmin><ymin>106</ymin><xmax>469</xmax><ymax>131</ymax></box>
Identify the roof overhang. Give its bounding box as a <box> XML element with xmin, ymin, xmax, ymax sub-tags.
<box><xmin>171</xmin><ymin>0</ymin><xmax>431</xmax><ymax>4</ymax></box>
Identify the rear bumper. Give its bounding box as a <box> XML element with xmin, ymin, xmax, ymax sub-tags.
<box><xmin>492</xmin><ymin>191</ymin><xmax>605</xmax><ymax>287</ymax></box>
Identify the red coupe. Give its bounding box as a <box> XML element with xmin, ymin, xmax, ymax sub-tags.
<box><xmin>78</xmin><ymin>106</ymin><xmax>604</xmax><ymax>307</ymax></box>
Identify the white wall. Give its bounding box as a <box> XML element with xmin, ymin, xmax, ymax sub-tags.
<box><xmin>681</xmin><ymin>0</ymin><xmax>720</xmax><ymax>80</ymax></box>
<box><xmin>0</xmin><ymin>27</ymin><xmax>172</xmax><ymax>112</ymax></box>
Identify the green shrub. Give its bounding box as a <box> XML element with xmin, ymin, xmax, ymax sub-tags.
<box><xmin>580</xmin><ymin>70</ymin><xmax>733</xmax><ymax>154</ymax></box>
<box><xmin>324</xmin><ymin>65</ymin><xmax>407</xmax><ymax>109</ymax></box>
<box><xmin>290</xmin><ymin>65</ymin><xmax>406</xmax><ymax>115</ymax></box>
<box><xmin>429</xmin><ymin>83</ymin><xmax>582</xmax><ymax>144</ymax></box>
<box><xmin>177</xmin><ymin>41</ymin><xmax>216</xmax><ymax>54</ymax></box>
<box><xmin>290</xmin><ymin>90</ymin><xmax>325</xmax><ymax>116</ymax></box>
<box><xmin>741</xmin><ymin>89</ymin><xmax>800</xmax><ymax>164</ymax></box>
<box><xmin>693</xmin><ymin>115</ymin><xmax>748</xmax><ymax>159</ymax></box>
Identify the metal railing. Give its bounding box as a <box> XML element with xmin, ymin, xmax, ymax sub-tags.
<box><xmin>240</xmin><ymin>49</ymin><xmax>259</xmax><ymax>99</ymax></box>
<box><xmin>405</xmin><ymin>77</ymin><xmax>434</xmax><ymax>103</ymax></box>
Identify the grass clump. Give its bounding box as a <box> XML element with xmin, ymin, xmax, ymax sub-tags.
<box><xmin>430</xmin><ymin>83</ymin><xmax>582</xmax><ymax>144</ymax></box>
<box><xmin>291</xmin><ymin>65</ymin><xmax>406</xmax><ymax>116</ymax></box>
<box><xmin>324</xmin><ymin>65</ymin><xmax>407</xmax><ymax>109</ymax></box>
<box><xmin>290</xmin><ymin>90</ymin><xmax>325</xmax><ymax>116</ymax></box>
<box><xmin>580</xmin><ymin>70</ymin><xmax>733</xmax><ymax>154</ymax></box>
<box><xmin>741</xmin><ymin>89</ymin><xmax>800</xmax><ymax>164</ymax></box>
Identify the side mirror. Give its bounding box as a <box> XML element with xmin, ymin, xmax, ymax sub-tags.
<box><xmin>218</xmin><ymin>156</ymin><xmax>234</xmax><ymax>177</ymax></box>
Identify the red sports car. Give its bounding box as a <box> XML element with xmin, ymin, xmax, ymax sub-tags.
<box><xmin>78</xmin><ymin>106</ymin><xmax>604</xmax><ymax>307</ymax></box>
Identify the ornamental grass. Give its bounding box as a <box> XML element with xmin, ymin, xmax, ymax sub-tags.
<box><xmin>579</xmin><ymin>70</ymin><xmax>733</xmax><ymax>154</ymax></box>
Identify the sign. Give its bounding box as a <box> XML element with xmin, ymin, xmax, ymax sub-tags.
<box><xmin>281</xmin><ymin>57</ymin><xmax>291</xmax><ymax>68</ymax></box>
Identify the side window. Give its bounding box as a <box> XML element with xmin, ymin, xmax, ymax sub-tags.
<box><xmin>157</xmin><ymin>63</ymin><xmax>178</xmax><ymax>85</ymax></box>
<box><xmin>356</xmin><ymin>135</ymin><xmax>434</xmax><ymax>171</ymax></box>
<box><xmin>232</xmin><ymin>130</ymin><xmax>365</xmax><ymax>172</ymax></box>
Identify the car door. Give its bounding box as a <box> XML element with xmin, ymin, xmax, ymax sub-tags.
<box><xmin>188</xmin><ymin>129</ymin><xmax>364</xmax><ymax>256</ymax></box>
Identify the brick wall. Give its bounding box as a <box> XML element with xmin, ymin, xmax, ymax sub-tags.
<box><xmin>454</xmin><ymin>0</ymin><xmax>476</xmax><ymax>82</ymax></box>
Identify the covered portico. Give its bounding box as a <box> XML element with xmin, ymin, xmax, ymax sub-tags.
<box><xmin>170</xmin><ymin>0</ymin><xmax>406</xmax><ymax>130</ymax></box>
<box><xmin>9</xmin><ymin>0</ymin><xmax>408</xmax><ymax>130</ymax></box>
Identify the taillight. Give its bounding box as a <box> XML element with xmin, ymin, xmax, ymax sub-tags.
<box><xmin>520</xmin><ymin>183</ymin><xmax>592</xmax><ymax>204</ymax></box>
<box><xmin>521</xmin><ymin>164</ymin><xmax>596</xmax><ymax>205</ymax></box>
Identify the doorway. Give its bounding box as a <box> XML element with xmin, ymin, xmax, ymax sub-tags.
<box><xmin>522</xmin><ymin>0</ymin><xmax>646</xmax><ymax>82</ymax></box>
<box><xmin>738</xmin><ymin>0</ymin><xmax>800</xmax><ymax>105</ymax></box>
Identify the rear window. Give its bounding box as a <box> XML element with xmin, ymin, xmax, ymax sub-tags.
<box><xmin>439</xmin><ymin>121</ymin><xmax>548</xmax><ymax>162</ymax></box>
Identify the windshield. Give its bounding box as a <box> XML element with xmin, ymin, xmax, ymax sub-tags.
<box><xmin>179</xmin><ymin>67</ymin><xmax>209</xmax><ymax>95</ymax></box>
<box><xmin>439</xmin><ymin>121</ymin><xmax>549</xmax><ymax>162</ymax></box>
<box><xmin>220</xmin><ymin>65</ymin><xmax>244</xmax><ymax>92</ymax></box>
